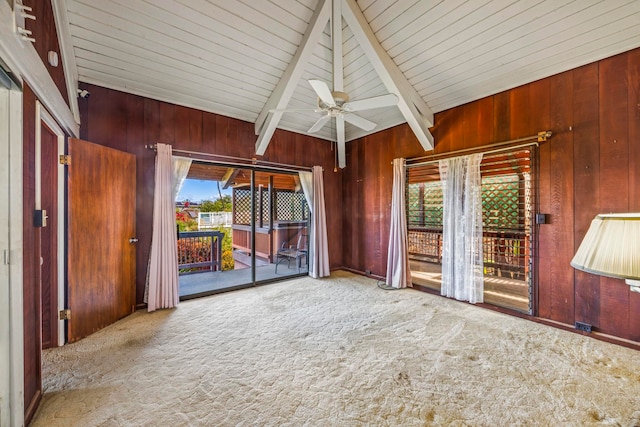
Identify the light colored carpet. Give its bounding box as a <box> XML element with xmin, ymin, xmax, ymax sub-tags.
<box><xmin>33</xmin><ymin>271</ymin><xmax>640</xmax><ymax>426</ymax></box>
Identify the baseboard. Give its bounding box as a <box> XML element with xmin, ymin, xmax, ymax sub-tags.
<box><xmin>339</xmin><ymin>267</ymin><xmax>640</xmax><ymax>351</ymax></box>
<box><xmin>24</xmin><ymin>389</ymin><xmax>42</xmax><ymax>426</ymax></box>
<box><xmin>527</xmin><ymin>317</ymin><xmax>640</xmax><ymax>351</ymax></box>
<box><xmin>414</xmin><ymin>284</ymin><xmax>640</xmax><ymax>352</ymax></box>
<box><xmin>336</xmin><ymin>267</ymin><xmax>385</xmax><ymax>281</ymax></box>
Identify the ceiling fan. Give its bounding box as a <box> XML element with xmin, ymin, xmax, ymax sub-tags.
<box><xmin>273</xmin><ymin>79</ymin><xmax>398</xmax><ymax>135</ymax></box>
<box><xmin>268</xmin><ymin>0</ymin><xmax>402</xmax><ymax>169</ymax></box>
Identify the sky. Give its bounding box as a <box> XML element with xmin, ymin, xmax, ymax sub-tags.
<box><xmin>178</xmin><ymin>179</ymin><xmax>231</xmax><ymax>202</ymax></box>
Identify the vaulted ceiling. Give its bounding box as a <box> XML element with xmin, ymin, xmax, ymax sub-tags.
<box><xmin>63</xmin><ymin>0</ymin><xmax>640</xmax><ymax>165</ymax></box>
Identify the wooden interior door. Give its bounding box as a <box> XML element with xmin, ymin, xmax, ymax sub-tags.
<box><xmin>40</xmin><ymin>122</ymin><xmax>58</xmax><ymax>349</ymax></box>
<box><xmin>67</xmin><ymin>138</ymin><xmax>136</xmax><ymax>342</ymax></box>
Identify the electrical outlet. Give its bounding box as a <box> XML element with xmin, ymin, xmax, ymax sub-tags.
<box><xmin>365</xmin><ymin>269</ymin><xmax>371</xmax><ymax>275</ymax></box>
<box><xmin>575</xmin><ymin>321</ymin><xmax>592</xmax><ymax>333</ymax></box>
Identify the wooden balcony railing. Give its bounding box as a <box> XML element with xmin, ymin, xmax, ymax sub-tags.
<box><xmin>177</xmin><ymin>231</ymin><xmax>224</xmax><ymax>275</ymax></box>
<box><xmin>408</xmin><ymin>228</ymin><xmax>529</xmax><ymax>279</ymax></box>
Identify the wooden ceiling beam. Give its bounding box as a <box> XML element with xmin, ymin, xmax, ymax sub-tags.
<box><xmin>342</xmin><ymin>0</ymin><xmax>435</xmax><ymax>151</ymax></box>
<box><xmin>254</xmin><ymin>0</ymin><xmax>331</xmax><ymax>156</ymax></box>
<box><xmin>220</xmin><ymin>168</ymin><xmax>240</xmax><ymax>190</ymax></box>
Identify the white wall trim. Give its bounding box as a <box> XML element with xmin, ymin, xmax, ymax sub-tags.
<box><xmin>0</xmin><ymin>0</ymin><xmax>79</xmax><ymax>137</ymax></box>
<box><xmin>8</xmin><ymin>82</ymin><xmax>24</xmax><ymax>427</ymax></box>
<box><xmin>51</xmin><ymin>0</ymin><xmax>80</xmax><ymax>125</ymax></box>
<box><xmin>0</xmin><ymin>73</ymin><xmax>25</xmax><ymax>427</ymax></box>
<box><xmin>37</xmin><ymin>101</ymin><xmax>66</xmax><ymax>347</ymax></box>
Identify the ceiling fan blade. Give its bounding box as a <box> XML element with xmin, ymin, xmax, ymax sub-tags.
<box><xmin>307</xmin><ymin>115</ymin><xmax>331</xmax><ymax>133</ymax></box>
<box><xmin>343</xmin><ymin>113</ymin><xmax>377</xmax><ymax>131</ymax></box>
<box><xmin>343</xmin><ymin>93</ymin><xmax>398</xmax><ymax>112</ymax></box>
<box><xmin>308</xmin><ymin>79</ymin><xmax>335</xmax><ymax>106</ymax></box>
<box><xmin>336</xmin><ymin>116</ymin><xmax>346</xmax><ymax>169</ymax></box>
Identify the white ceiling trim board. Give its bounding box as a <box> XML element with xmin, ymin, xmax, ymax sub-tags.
<box><xmin>52</xmin><ymin>0</ymin><xmax>80</xmax><ymax>126</ymax></box>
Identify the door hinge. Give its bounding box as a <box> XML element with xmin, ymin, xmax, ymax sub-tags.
<box><xmin>59</xmin><ymin>154</ymin><xmax>71</xmax><ymax>165</ymax></box>
<box><xmin>3</xmin><ymin>249</ymin><xmax>9</xmax><ymax>265</ymax></box>
<box><xmin>59</xmin><ymin>309</ymin><xmax>71</xmax><ymax>320</ymax></box>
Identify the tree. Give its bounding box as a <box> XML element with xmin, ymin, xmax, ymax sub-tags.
<box><xmin>199</xmin><ymin>199</ymin><xmax>216</xmax><ymax>213</ymax></box>
<box><xmin>200</xmin><ymin>195</ymin><xmax>232</xmax><ymax>212</ymax></box>
<box><xmin>212</xmin><ymin>195</ymin><xmax>232</xmax><ymax>212</ymax></box>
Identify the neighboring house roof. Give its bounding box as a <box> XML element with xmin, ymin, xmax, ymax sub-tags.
<box><xmin>183</xmin><ymin>209</ymin><xmax>199</xmax><ymax>219</ymax></box>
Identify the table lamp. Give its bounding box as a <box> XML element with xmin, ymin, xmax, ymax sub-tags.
<box><xmin>571</xmin><ymin>213</ymin><xmax>640</xmax><ymax>293</ymax></box>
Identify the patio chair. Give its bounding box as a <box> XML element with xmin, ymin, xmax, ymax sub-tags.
<box><xmin>275</xmin><ymin>234</ymin><xmax>307</xmax><ymax>273</ymax></box>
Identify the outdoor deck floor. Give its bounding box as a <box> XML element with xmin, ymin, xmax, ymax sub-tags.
<box><xmin>179</xmin><ymin>263</ymin><xmax>308</xmax><ymax>299</ymax></box>
<box><xmin>410</xmin><ymin>259</ymin><xmax>530</xmax><ymax>313</ymax></box>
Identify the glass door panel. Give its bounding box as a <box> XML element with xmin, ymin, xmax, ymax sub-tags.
<box><xmin>177</xmin><ymin>164</ymin><xmax>308</xmax><ymax>299</ymax></box>
<box><xmin>407</xmin><ymin>149</ymin><xmax>534</xmax><ymax>314</ymax></box>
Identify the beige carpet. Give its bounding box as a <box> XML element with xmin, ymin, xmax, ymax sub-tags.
<box><xmin>33</xmin><ymin>271</ymin><xmax>640</xmax><ymax>426</ymax></box>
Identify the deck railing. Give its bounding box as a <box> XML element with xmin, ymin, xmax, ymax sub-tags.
<box><xmin>408</xmin><ymin>228</ymin><xmax>528</xmax><ymax>279</ymax></box>
<box><xmin>177</xmin><ymin>231</ymin><xmax>224</xmax><ymax>275</ymax></box>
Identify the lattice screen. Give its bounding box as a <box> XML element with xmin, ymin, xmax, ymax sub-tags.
<box><xmin>407</xmin><ymin>182</ymin><xmax>443</xmax><ymax>229</ymax></box>
<box><xmin>275</xmin><ymin>191</ymin><xmax>307</xmax><ymax>221</ymax></box>
<box><xmin>261</xmin><ymin>190</ymin><xmax>270</xmax><ymax>224</ymax></box>
<box><xmin>234</xmin><ymin>188</ymin><xmax>307</xmax><ymax>224</ymax></box>
<box><xmin>482</xmin><ymin>175</ymin><xmax>521</xmax><ymax>231</ymax></box>
<box><xmin>233</xmin><ymin>188</ymin><xmax>251</xmax><ymax>225</ymax></box>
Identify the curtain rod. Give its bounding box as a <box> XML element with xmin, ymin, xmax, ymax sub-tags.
<box><xmin>402</xmin><ymin>131</ymin><xmax>551</xmax><ymax>167</ymax></box>
<box><xmin>145</xmin><ymin>144</ymin><xmax>314</xmax><ymax>173</ymax></box>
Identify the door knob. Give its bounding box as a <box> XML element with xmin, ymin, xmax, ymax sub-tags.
<box><xmin>129</xmin><ymin>237</ymin><xmax>139</xmax><ymax>244</ymax></box>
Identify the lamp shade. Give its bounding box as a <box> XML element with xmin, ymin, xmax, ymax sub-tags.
<box><xmin>571</xmin><ymin>213</ymin><xmax>640</xmax><ymax>280</ymax></box>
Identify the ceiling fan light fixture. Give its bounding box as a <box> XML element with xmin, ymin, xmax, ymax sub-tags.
<box><xmin>317</xmin><ymin>91</ymin><xmax>349</xmax><ymax>110</ymax></box>
<box><xmin>332</xmin><ymin>91</ymin><xmax>349</xmax><ymax>105</ymax></box>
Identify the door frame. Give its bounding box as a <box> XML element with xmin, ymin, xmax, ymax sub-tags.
<box><xmin>0</xmin><ymin>70</ymin><xmax>24</xmax><ymax>427</ymax></box>
<box><xmin>35</xmin><ymin>101</ymin><xmax>66</xmax><ymax>346</ymax></box>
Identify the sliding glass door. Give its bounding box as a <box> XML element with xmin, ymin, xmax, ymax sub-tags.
<box><xmin>406</xmin><ymin>148</ymin><xmax>535</xmax><ymax>313</ymax></box>
<box><xmin>176</xmin><ymin>163</ymin><xmax>309</xmax><ymax>299</ymax></box>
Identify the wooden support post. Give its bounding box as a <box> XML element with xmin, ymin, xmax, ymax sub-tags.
<box><xmin>268</xmin><ymin>176</ymin><xmax>274</xmax><ymax>231</ymax></box>
<box><xmin>258</xmin><ymin>185</ymin><xmax>264</xmax><ymax>229</ymax></box>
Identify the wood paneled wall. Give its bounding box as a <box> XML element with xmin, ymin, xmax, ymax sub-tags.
<box><xmin>343</xmin><ymin>49</ymin><xmax>640</xmax><ymax>344</ymax></box>
<box><xmin>78</xmin><ymin>84</ymin><xmax>343</xmax><ymax>305</ymax></box>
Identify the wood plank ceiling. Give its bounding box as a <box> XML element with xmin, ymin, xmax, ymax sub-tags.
<box><xmin>64</xmin><ymin>0</ymin><xmax>640</xmax><ymax>152</ymax></box>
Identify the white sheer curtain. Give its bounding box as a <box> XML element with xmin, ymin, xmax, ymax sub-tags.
<box><xmin>299</xmin><ymin>170</ymin><xmax>314</xmax><ymax>272</ymax></box>
<box><xmin>386</xmin><ymin>158</ymin><xmax>412</xmax><ymax>288</ymax></box>
<box><xmin>172</xmin><ymin>156</ymin><xmax>192</xmax><ymax>199</ymax></box>
<box><xmin>299</xmin><ymin>166</ymin><xmax>329</xmax><ymax>278</ymax></box>
<box><xmin>299</xmin><ymin>171</ymin><xmax>313</xmax><ymax>210</ymax></box>
<box><xmin>145</xmin><ymin>143</ymin><xmax>180</xmax><ymax>312</ymax></box>
<box><xmin>439</xmin><ymin>153</ymin><xmax>484</xmax><ymax>303</ymax></box>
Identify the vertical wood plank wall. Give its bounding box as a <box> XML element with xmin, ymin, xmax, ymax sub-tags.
<box><xmin>343</xmin><ymin>49</ymin><xmax>640</xmax><ymax>343</ymax></box>
<box><xmin>78</xmin><ymin>84</ymin><xmax>343</xmax><ymax>305</ymax></box>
